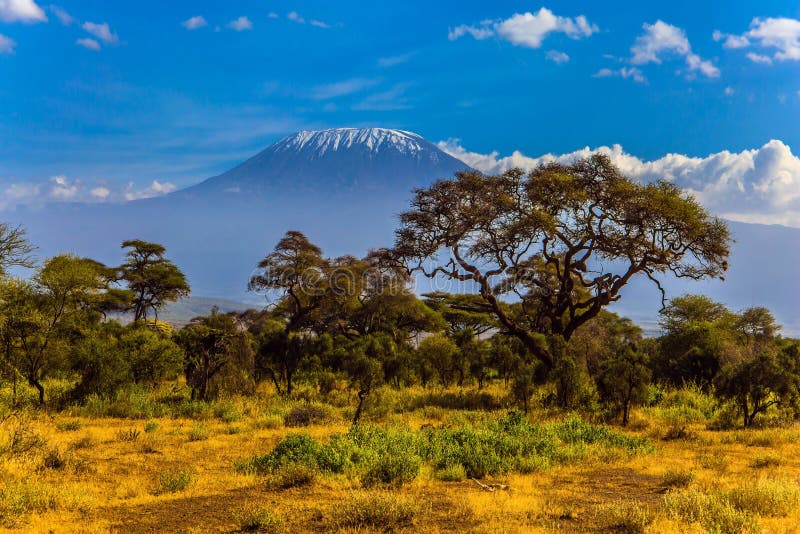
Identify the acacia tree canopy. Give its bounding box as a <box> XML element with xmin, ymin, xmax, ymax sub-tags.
<box><xmin>393</xmin><ymin>155</ymin><xmax>730</xmax><ymax>370</ymax></box>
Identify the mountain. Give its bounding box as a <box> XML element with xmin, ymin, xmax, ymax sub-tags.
<box><xmin>8</xmin><ymin>127</ymin><xmax>800</xmax><ymax>334</ymax></box>
<box><xmin>177</xmin><ymin>128</ymin><xmax>468</xmax><ymax>198</ymax></box>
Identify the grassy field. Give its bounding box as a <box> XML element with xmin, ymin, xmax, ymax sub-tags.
<box><xmin>1</xmin><ymin>383</ymin><xmax>800</xmax><ymax>533</ymax></box>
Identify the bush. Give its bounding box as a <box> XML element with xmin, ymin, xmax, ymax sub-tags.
<box><xmin>749</xmin><ymin>453</ymin><xmax>782</xmax><ymax>469</ymax></box>
<box><xmin>361</xmin><ymin>453</ymin><xmax>420</xmax><ymax>488</ymax></box>
<box><xmin>334</xmin><ymin>492</ymin><xmax>419</xmax><ymax>530</ymax></box>
<box><xmin>660</xmin><ymin>469</ymin><xmax>694</xmax><ymax>489</ymax></box>
<box><xmin>187</xmin><ymin>423</ymin><xmax>210</xmax><ymax>442</ymax></box>
<box><xmin>435</xmin><ymin>464</ymin><xmax>467</xmax><ymax>482</ymax></box>
<box><xmin>596</xmin><ymin>501</ymin><xmax>655</xmax><ymax>534</ymax></box>
<box><xmin>265</xmin><ymin>463</ymin><xmax>317</xmax><ymax>490</ymax></box>
<box><xmin>283</xmin><ymin>402</ymin><xmax>336</xmax><ymax>427</ymax></box>
<box><xmin>42</xmin><ymin>448</ymin><xmax>67</xmax><ymax>470</ymax></box>
<box><xmin>156</xmin><ymin>468</ymin><xmax>193</xmax><ymax>494</ymax></box>
<box><xmin>233</xmin><ymin>506</ymin><xmax>283</xmax><ymax>533</ymax></box>
<box><xmin>662</xmin><ymin>489</ymin><xmax>759</xmax><ymax>534</ymax></box>
<box><xmin>252</xmin><ymin>415</ymin><xmax>283</xmax><ymax>430</ymax></box>
<box><xmin>144</xmin><ymin>421</ymin><xmax>159</xmax><ymax>433</ymax></box>
<box><xmin>725</xmin><ymin>479</ymin><xmax>800</xmax><ymax>517</ymax></box>
<box><xmin>55</xmin><ymin>420</ymin><xmax>81</xmax><ymax>432</ymax></box>
<box><xmin>237</xmin><ymin>434</ymin><xmax>324</xmax><ymax>475</ymax></box>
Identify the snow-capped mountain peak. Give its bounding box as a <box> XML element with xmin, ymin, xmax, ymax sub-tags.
<box><xmin>182</xmin><ymin>126</ymin><xmax>469</xmax><ymax>196</ymax></box>
<box><xmin>272</xmin><ymin>128</ymin><xmax>428</xmax><ymax>157</ymax></box>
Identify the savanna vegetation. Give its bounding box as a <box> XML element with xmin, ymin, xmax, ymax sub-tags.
<box><xmin>1</xmin><ymin>155</ymin><xmax>800</xmax><ymax>532</ymax></box>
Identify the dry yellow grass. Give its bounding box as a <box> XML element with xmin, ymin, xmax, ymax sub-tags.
<box><xmin>1</xmin><ymin>396</ymin><xmax>800</xmax><ymax>533</ymax></box>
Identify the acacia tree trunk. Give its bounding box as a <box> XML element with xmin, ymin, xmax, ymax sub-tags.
<box><xmin>352</xmin><ymin>387</ymin><xmax>369</xmax><ymax>426</ymax></box>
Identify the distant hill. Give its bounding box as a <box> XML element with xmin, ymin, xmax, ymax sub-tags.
<box><xmin>158</xmin><ymin>296</ymin><xmax>254</xmax><ymax>327</ymax></box>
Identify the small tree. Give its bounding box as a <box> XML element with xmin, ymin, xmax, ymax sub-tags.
<box><xmin>177</xmin><ymin>309</ymin><xmax>244</xmax><ymax>401</ymax></box>
<box><xmin>119</xmin><ymin>239</ymin><xmax>189</xmax><ymax>322</ymax></box>
<box><xmin>416</xmin><ymin>333</ymin><xmax>459</xmax><ymax>387</ymax></box>
<box><xmin>714</xmin><ymin>352</ymin><xmax>798</xmax><ymax>427</ymax></box>
<box><xmin>596</xmin><ymin>346</ymin><xmax>651</xmax><ymax>425</ymax></box>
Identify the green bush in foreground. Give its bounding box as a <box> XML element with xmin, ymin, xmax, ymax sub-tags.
<box><xmin>237</xmin><ymin>413</ymin><xmax>652</xmax><ymax>485</ymax></box>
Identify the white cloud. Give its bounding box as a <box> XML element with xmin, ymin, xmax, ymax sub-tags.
<box><xmin>285</xmin><ymin>11</ymin><xmax>331</xmax><ymax>28</ymax></box>
<box><xmin>593</xmin><ymin>66</ymin><xmax>646</xmax><ymax>83</ymax></box>
<box><xmin>746</xmin><ymin>17</ymin><xmax>800</xmax><ymax>61</ymax></box>
<box><xmin>309</xmin><ymin>78</ymin><xmax>379</xmax><ymax>100</ymax></box>
<box><xmin>0</xmin><ymin>0</ymin><xmax>46</xmax><ymax>23</ymax></box>
<box><xmin>717</xmin><ymin>17</ymin><xmax>800</xmax><ymax>64</ymax></box>
<box><xmin>378</xmin><ymin>52</ymin><xmax>414</xmax><ymax>67</ymax></box>
<box><xmin>48</xmin><ymin>4</ymin><xmax>71</xmax><ymax>25</ymax></box>
<box><xmin>287</xmin><ymin>11</ymin><xmax>304</xmax><ymax>24</ymax></box>
<box><xmin>90</xmin><ymin>186</ymin><xmax>110</xmax><ymax>199</ymax></box>
<box><xmin>48</xmin><ymin>175</ymin><xmax>79</xmax><ymax>200</ymax></box>
<box><xmin>630</xmin><ymin>20</ymin><xmax>719</xmax><ymax>78</ymax></box>
<box><xmin>438</xmin><ymin>139</ymin><xmax>800</xmax><ymax>227</ymax></box>
<box><xmin>182</xmin><ymin>15</ymin><xmax>207</xmax><ymax>30</ymax></box>
<box><xmin>227</xmin><ymin>16</ymin><xmax>252</xmax><ymax>31</ymax></box>
<box><xmin>0</xmin><ymin>33</ymin><xmax>15</xmax><ymax>54</ymax></box>
<box><xmin>0</xmin><ymin>176</ymin><xmax>177</xmax><ymax>209</ymax></box>
<box><xmin>267</xmin><ymin>12</ymin><xmax>278</xmax><ymax>19</ymax></box>
<box><xmin>124</xmin><ymin>180</ymin><xmax>176</xmax><ymax>201</ymax></box>
<box><xmin>746</xmin><ymin>52</ymin><xmax>772</xmax><ymax>65</ymax></box>
<box><xmin>724</xmin><ymin>86</ymin><xmax>734</xmax><ymax>96</ymax></box>
<box><xmin>449</xmin><ymin>8</ymin><xmax>597</xmax><ymax>49</ymax></box>
<box><xmin>76</xmin><ymin>38</ymin><xmax>100</xmax><ymax>51</ymax></box>
<box><xmin>545</xmin><ymin>50</ymin><xmax>569</xmax><ymax>63</ymax></box>
<box><xmin>351</xmin><ymin>83</ymin><xmax>412</xmax><ymax>111</ymax></box>
<box><xmin>448</xmin><ymin>24</ymin><xmax>494</xmax><ymax>41</ymax></box>
<box><xmin>712</xmin><ymin>30</ymin><xmax>749</xmax><ymax>49</ymax></box>
<box><xmin>82</xmin><ymin>21</ymin><xmax>118</xmax><ymax>44</ymax></box>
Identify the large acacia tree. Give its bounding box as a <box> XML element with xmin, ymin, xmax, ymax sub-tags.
<box><xmin>393</xmin><ymin>154</ymin><xmax>730</xmax><ymax>371</ymax></box>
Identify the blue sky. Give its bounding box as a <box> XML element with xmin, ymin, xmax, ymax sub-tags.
<box><xmin>1</xmin><ymin>1</ymin><xmax>799</xmax><ymax>209</ymax></box>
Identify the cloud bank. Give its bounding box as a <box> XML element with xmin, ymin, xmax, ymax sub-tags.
<box><xmin>438</xmin><ymin>139</ymin><xmax>800</xmax><ymax>228</ymax></box>
<box><xmin>0</xmin><ymin>176</ymin><xmax>176</xmax><ymax>210</ymax></box>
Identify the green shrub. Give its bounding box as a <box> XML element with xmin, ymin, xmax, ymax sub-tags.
<box><xmin>749</xmin><ymin>453</ymin><xmax>782</xmax><ymax>469</ymax></box>
<box><xmin>662</xmin><ymin>489</ymin><xmax>759</xmax><ymax>534</ymax></box>
<box><xmin>435</xmin><ymin>464</ymin><xmax>467</xmax><ymax>482</ymax></box>
<box><xmin>233</xmin><ymin>506</ymin><xmax>283</xmax><ymax>533</ymax></box>
<box><xmin>0</xmin><ymin>481</ymin><xmax>58</xmax><ymax>522</ymax></box>
<box><xmin>156</xmin><ymin>468</ymin><xmax>193</xmax><ymax>494</ymax></box>
<box><xmin>144</xmin><ymin>421</ymin><xmax>159</xmax><ymax>433</ymax></box>
<box><xmin>265</xmin><ymin>463</ymin><xmax>317</xmax><ymax>490</ymax></box>
<box><xmin>55</xmin><ymin>420</ymin><xmax>81</xmax><ymax>432</ymax></box>
<box><xmin>187</xmin><ymin>423</ymin><xmax>210</xmax><ymax>442</ymax></box>
<box><xmin>596</xmin><ymin>501</ymin><xmax>655</xmax><ymax>534</ymax></box>
<box><xmin>726</xmin><ymin>479</ymin><xmax>800</xmax><ymax>516</ymax></box>
<box><xmin>251</xmin><ymin>414</ymin><xmax>284</xmax><ymax>430</ymax></box>
<box><xmin>334</xmin><ymin>492</ymin><xmax>419</xmax><ymax>530</ymax></box>
<box><xmin>361</xmin><ymin>453</ymin><xmax>420</xmax><ymax>488</ymax></box>
<box><xmin>237</xmin><ymin>434</ymin><xmax>323</xmax><ymax>475</ymax></box>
